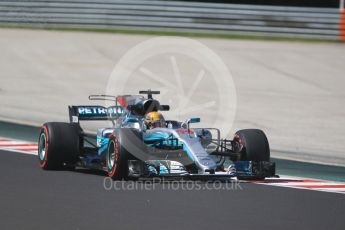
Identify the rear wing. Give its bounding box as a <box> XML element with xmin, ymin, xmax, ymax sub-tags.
<box><xmin>68</xmin><ymin>105</ymin><xmax>125</xmax><ymax>123</ymax></box>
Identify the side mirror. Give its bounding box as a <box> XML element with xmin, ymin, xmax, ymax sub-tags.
<box><xmin>184</xmin><ymin>118</ymin><xmax>201</xmax><ymax>138</ymax></box>
<box><xmin>189</xmin><ymin>118</ymin><xmax>201</xmax><ymax>123</ymax></box>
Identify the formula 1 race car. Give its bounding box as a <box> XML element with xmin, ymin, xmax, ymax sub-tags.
<box><xmin>38</xmin><ymin>90</ymin><xmax>276</xmax><ymax>180</ymax></box>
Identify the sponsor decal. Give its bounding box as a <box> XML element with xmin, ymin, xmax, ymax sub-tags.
<box><xmin>176</xmin><ymin>129</ymin><xmax>194</xmax><ymax>135</ymax></box>
<box><xmin>78</xmin><ymin>106</ymin><xmax>124</xmax><ymax>117</ymax></box>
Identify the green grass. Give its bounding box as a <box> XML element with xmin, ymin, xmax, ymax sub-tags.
<box><xmin>273</xmin><ymin>158</ymin><xmax>345</xmax><ymax>182</ymax></box>
<box><xmin>0</xmin><ymin>24</ymin><xmax>342</xmax><ymax>43</ymax></box>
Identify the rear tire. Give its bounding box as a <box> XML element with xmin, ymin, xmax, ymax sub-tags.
<box><xmin>233</xmin><ymin>129</ymin><xmax>270</xmax><ymax>162</ymax></box>
<box><xmin>38</xmin><ymin>122</ymin><xmax>80</xmax><ymax>170</ymax></box>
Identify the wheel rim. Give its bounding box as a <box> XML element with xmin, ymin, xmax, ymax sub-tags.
<box><xmin>38</xmin><ymin>133</ymin><xmax>46</xmax><ymax>161</ymax></box>
<box><xmin>108</xmin><ymin>140</ymin><xmax>116</xmax><ymax>170</ymax></box>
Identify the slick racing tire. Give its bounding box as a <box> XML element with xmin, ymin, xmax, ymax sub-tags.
<box><xmin>233</xmin><ymin>129</ymin><xmax>270</xmax><ymax>162</ymax></box>
<box><xmin>106</xmin><ymin>128</ymin><xmax>142</xmax><ymax>180</ymax></box>
<box><xmin>38</xmin><ymin>122</ymin><xmax>80</xmax><ymax>170</ymax></box>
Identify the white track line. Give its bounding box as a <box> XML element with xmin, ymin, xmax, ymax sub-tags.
<box><xmin>0</xmin><ymin>137</ymin><xmax>38</xmax><ymax>155</ymax></box>
<box><xmin>252</xmin><ymin>176</ymin><xmax>345</xmax><ymax>194</ymax></box>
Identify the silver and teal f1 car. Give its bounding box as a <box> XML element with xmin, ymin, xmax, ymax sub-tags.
<box><xmin>38</xmin><ymin>90</ymin><xmax>276</xmax><ymax>180</ymax></box>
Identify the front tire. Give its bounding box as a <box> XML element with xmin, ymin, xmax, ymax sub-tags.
<box><xmin>107</xmin><ymin>136</ymin><xmax>122</xmax><ymax>180</ymax></box>
<box><xmin>38</xmin><ymin>122</ymin><xmax>80</xmax><ymax>170</ymax></box>
<box><xmin>106</xmin><ymin>129</ymin><xmax>142</xmax><ymax>180</ymax></box>
<box><xmin>233</xmin><ymin>129</ymin><xmax>270</xmax><ymax>162</ymax></box>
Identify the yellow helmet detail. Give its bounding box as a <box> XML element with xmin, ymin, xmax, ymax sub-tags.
<box><xmin>145</xmin><ymin>111</ymin><xmax>165</xmax><ymax>129</ymax></box>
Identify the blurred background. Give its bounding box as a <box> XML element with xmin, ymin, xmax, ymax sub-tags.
<box><xmin>0</xmin><ymin>0</ymin><xmax>344</xmax><ymax>167</ymax></box>
<box><xmin>0</xmin><ymin>0</ymin><xmax>344</xmax><ymax>40</ymax></box>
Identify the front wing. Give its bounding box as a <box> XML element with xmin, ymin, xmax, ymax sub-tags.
<box><xmin>127</xmin><ymin>160</ymin><xmax>276</xmax><ymax>180</ymax></box>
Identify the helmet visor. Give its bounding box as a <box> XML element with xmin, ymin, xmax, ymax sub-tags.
<box><xmin>150</xmin><ymin>121</ymin><xmax>162</xmax><ymax>128</ymax></box>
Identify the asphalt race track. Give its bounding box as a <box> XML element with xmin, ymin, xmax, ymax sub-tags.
<box><xmin>0</xmin><ymin>149</ymin><xmax>344</xmax><ymax>230</ymax></box>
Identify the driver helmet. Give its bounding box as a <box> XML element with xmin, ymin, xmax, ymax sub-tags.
<box><xmin>145</xmin><ymin>111</ymin><xmax>165</xmax><ymax>129</ymax></box>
